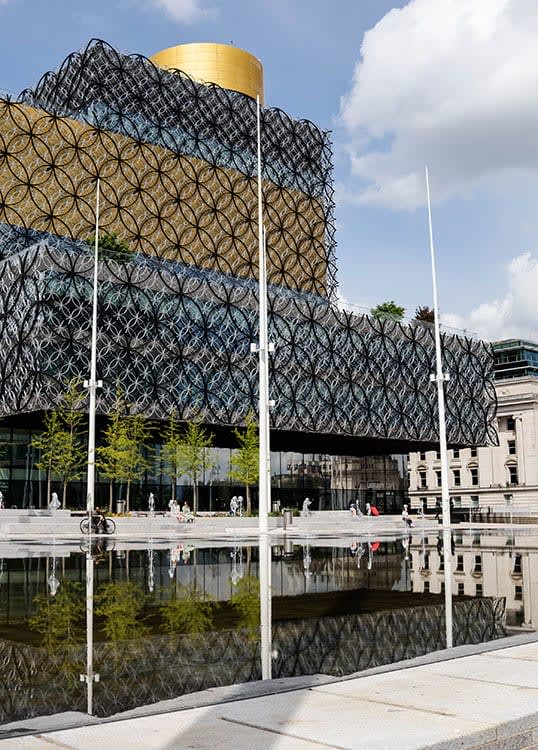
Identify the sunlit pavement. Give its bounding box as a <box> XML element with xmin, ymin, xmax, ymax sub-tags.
<box><xmin>2</xmin><ymin>636</ymin><xmax>538</xmax><ymax>749</ymax></box>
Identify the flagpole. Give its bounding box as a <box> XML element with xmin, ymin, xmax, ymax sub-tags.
<box><xmin>425</xmin><ymin>166</ymin><xmax>453</xmax><ymax>648</ymax></box>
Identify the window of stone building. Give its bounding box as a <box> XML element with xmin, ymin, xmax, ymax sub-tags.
<box><xmin>513</xmin><ymin>554</ymin><xmax>522</xmax><ymax>575</ymax></box>
<box><xmin>419</xmin><ymin>470</ymin><xmax>427</xmax><ymax>488</ymax></box>
<box><xmin>435</xmin><ymin>470</ymin><xmax>442</xmax><ymax>486</ymax></box>
<box><xmin>507</xmin><ymin>417</ymin><xmax>516</xmax><ymax>431</ymax></box>
<box><xmin>452</xmin><ymin>448</ymin><xmax>460</xmax><ymax>458</ymax></box>
<box><xmin>474</xmin><ymin>555</ymin><xmax>482</xmax><ymax>573</ymax></box>
<box><xmin>456</xmin><ymin>555</ymin><xmax>464</xmax><ymax>572</ymax></box>
<box><xmin>419</xmin><ymin>451</ymin><xmax>426</xmax><ymax>461</ymax></box>
<box><xmin>515</xmin><ymin>585</ymin><xmax>523</xmax><ymax>601</ymax></box>
<box><xmin>423</xmin><ymin>582</ymin><xmax>430</xmax><ymax>594</ymax></box>
<box><xmin>470</xmin><ymin>447</ymin><xmax>478</xmax><ymax>458</ymax></box>
<box><xmin>508</xmin><ymin>440</ymin><xmax>516</xmax><ymax>455</ymax></box>
<box><xmin>453</xmin><ymin>469</ymin><xmax>461</xmax><ymax>486</ymax></box>
<box><xmin>470</xmin><ymin>467</ymin><xmax>479</xmax><ymax>486</ymax></box>
<box><xmin>508</xmin><ymin>465</ymin><xmax>518</xmax><ymax>485</ymax></box>
<box><xmin>457</xmin><ymin>582</ymin><xmax>465</xmax><ymax>596</ymax></box>
<box><xmin>476</xmin><ymin>583</ymin><xmax>483</xmax><ymax>597</ymax></box>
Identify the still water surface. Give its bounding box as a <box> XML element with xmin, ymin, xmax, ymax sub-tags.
<box><xmin>0</xmin><ymin>529</ymin><xmax>533</xmax><ymax>724</ymax></box>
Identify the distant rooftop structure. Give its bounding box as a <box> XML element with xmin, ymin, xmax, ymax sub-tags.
<box><xmin>492</xmin><ymin>339</ymin><xmax>538</xmax><ymax>380</ymax></box>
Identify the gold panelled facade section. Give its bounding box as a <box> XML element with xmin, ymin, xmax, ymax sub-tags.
<box><xmin>150</xmin><ymin>43</ymin><xmax>264</xmax><ymax>103</ymax></box>
<box><xmin>0</xmin><ymin>101</ymin><xmax>327</xmax><ymax>293</ymax></box>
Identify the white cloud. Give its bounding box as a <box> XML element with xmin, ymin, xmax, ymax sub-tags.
<box><xmin>149</xmin><ymin>0</ymin><xmax>217</xmax><ymax>23</ymax></box>
<box><xmin>340</xmin><ymin>0</ymin><xmax>538</xmax><ymax>208</ymax></box>
<box><xmin>444</xmin><ymin>252</ymin><xmax>538</xmax><ymax>341</ymax></box>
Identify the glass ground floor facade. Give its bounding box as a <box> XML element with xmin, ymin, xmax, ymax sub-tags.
<box><xmin>0</xmin><ymin>424</ymin><xmax>408</xmax><ymax>513</ymax></box>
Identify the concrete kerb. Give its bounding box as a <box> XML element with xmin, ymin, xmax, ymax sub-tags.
<box><xmin>2</xmin><ymin>632</ymin><xmax>537</xmax><ymax>745</ymax></box>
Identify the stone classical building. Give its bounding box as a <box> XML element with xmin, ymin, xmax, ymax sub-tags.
<box><xmin>409</xmin><ymin>340</ymin><xmax>538</xmax><ymax>513</ymax></box>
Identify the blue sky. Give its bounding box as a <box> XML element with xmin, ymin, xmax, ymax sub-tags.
<box><xmin>1</xmin><ymin>0</ymin><xmax>537</xmax><ymax>340</ymax></box>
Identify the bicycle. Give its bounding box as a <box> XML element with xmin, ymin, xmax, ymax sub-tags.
<box><xmin>80</xmin><ymin>513</ymin><xmax>116</xmax><ymax>535</ymax></box>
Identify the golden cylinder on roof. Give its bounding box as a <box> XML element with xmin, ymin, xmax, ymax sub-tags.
<box><xmin>150</xmin><ymin>43</ymin><xmax>264</xmax><ymax>104</ymax></box>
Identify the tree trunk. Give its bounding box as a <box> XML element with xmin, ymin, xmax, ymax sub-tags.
<box><xmin>109</xmin><ymin>481</ymin><xmax>113</xmax><ymax>514</ymax></box>
<box><xmin>193</xmin><ymin>482</ymin><xmax>198</xmax><ymax>514</ymax></box>
<box><xmin>246</xmin><ymin>484</ymin><xmax>251</xmax><ymax>515</ymax></box>
<box><xmin>126</xmin><ymin>480</ymin><xmax>131</xmax><ymax>514</ymax></box>
<box><xmin>171</xmin><ymin>477</ymin><xmax>176</xmax><ymax>503</ymax></box>
<box><xmin>47</xmin><ymin>472</ymin><xmax>51</xmax><ymax>509</ymax></box>
<box><xmin>62</xmin><ymin>479</ymin><xmax>67</xmax><ymax>510</ymax></box>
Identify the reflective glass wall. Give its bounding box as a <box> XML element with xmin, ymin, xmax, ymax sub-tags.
<box><xmin>0</xmin><ymin>427</ymin><xmax>408</xmax><ymax>512</ymax></box>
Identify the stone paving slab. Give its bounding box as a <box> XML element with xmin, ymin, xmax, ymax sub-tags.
<box><xmin>4</xmin><ymin>642</ymin><xmax>538</xmax><ymax>749</ymax></box>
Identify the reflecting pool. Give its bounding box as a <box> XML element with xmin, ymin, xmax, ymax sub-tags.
<box><xmin>0</xmin><ymin>528</ymin><xmax>534</xmax><ymax>725</ymax></box>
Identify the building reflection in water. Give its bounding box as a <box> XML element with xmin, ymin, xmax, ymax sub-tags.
<box><xmin>0</xmin><ymin>533</ymin><xmax>523</xmax><ymax>724</ymax></box>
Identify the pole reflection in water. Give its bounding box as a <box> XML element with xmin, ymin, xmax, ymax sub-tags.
<box><xmin>442</xmin><ymin>527</ymin><xmax>454</xmax><ymax>648</ymax></box>
<box><xmin>259</xmin><ymin>534</ymin><xmax>272</xmax><ymax>680</ymax></box>
<box><xmin>83</xmin><ymin>550</ymin><xmax>98</xmax><ymax>715</ymax></box>
<box><xmin>303</xmin><ymin>543</ymin><xmax>312</xmax><ymax>591</ymax></box>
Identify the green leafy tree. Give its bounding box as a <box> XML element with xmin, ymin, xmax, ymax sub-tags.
<box><xmin>229</xmin><ymin>411</ymin><xmax>259</xmax><ymax>515</ymax></box>
<box><xmin>31</xmin><ymin>379</ymin><xmax>87</xmax><ymax>508</ymax></box>
<box><xmin>370</xmin><ymin>300</ymin><xmax>406</xmax><ymax>322</ymax></box>
<box><xmin>162</xmin><ymin>411</ymin><xmax>182</xmax><ymax>503</ymax></box>
<box><xmin>56</xmin><ymin>379</ymin><xmax>87</xmax><ymax>508</ymax></box>
<box><xmin>32</xmin><ymin>410</ymin><xmax>63</xmax><ymax>508</ymax></box>
<box><xmin>415</xmin><ymin>305</ymin><xmax>435</xmax><ymax>324</ymax></box>
<box><xmin>116</xmin><ymin>412</ymin><xmax>152</xmax><ymax>513</ymax></box>
<box><xmin>98</xmin><ymin>391</ymin><xmax>152</xmax><ymax>513</ymax></box>
<box><xmin>29</xmin><ymin>581</ymin><xmax>84</xmax><ymax>655</ymax></box>
<box><xmin>176</xmin><ymin>419</ymin><xmax>214</xmax><ymax>513</ymax></box>
<box><xmin>231</xmin><ymin>575</ymin><xmax>260</xmax><ymax>642</ymax></box>
<box><xmin>97</xmin><ymin>389</ymin><xmax>128</xmax><ymax>513</ymax></box>
<box><xmin>95</xmin><ymin>581</ymin><xmax>149</xmax><ymax>642</ymax></box>
<box><xmin>161</xmin><ymin>584</ymin><xmax>213</xmax><ymax>635</ymax></box>
<box><xmin>86</xmin><ymin>231</ymin><xmax>134</xmax><ymax>263</ymax></box>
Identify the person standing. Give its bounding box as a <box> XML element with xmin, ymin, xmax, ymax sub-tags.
<box><xmin>49</xmin><ymin>492</ymin><xmax>60</xmax><ymax>511</ymax></box>
<box><xmin>401</xmin><ymin>504</ymin><xmax>413</xmax><ymax>527</ymax></box>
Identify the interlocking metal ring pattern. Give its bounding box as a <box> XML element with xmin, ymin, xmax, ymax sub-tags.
<box><xmin>0</xmin><ymin>40</ymin><xmax>336</xmax><ymax>297</ymax></box>
<box><xmin>0</xmin><ymin>596</ymin><xmax>504</xmax><ymax>722</ymax></box>
<box><xmin>0</xmin><ymin>238</ymin><xmax>497</xmax><ymax>446</ymax></box>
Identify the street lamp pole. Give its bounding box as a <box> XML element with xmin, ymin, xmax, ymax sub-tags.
<box><xmin>84</xmin><ymin>177</ymin><xmax>103</xmax><ymax>517</ymax></box>
<box><xmin>425</xmin><ymin>166</ymin><xmax>453</xmax><ymax>648</ymax></box>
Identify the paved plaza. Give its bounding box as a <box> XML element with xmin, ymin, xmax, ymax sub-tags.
<box><xmin>1</xmin><ymin>635</ymin><xmax>538</xmax><ymax>749</ymax></box>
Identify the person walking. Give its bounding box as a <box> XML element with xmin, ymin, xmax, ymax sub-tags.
<box><xmin>401</xmin><ymin>504</ymin><xmax>413</xmax><ymax>528</ymax></box>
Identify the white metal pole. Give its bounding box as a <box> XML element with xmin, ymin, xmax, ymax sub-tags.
<box><xmin>259</xmin><ymin>532</ymin><xmax>272</xmax><ymax>679</ymax></box>
<box><xmin>85</xmin><ymin>552</ymin><xmax>95</xmax><ymax>714</ymax></box>
<box><xmin>85</xmin><ymin>178</ymin><xmax>101</xmax><ymax>517</ymax></box>
<box><xmin>425</xmin><ymin>166</ymin><xmax>453</xmax><ymax>648</ymax></box>
<box><xmin>256</xmin><ymin>95</ymin><xmax>271</xmax><ymax>534</ymax></box>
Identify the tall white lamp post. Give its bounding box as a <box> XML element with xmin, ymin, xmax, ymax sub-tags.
<box><xmin>254</xmin><ymin>95</ymin><xmax>272</xmax><ymax>535</ymax></box>
<box><xmin>81</xmin><ymin>176</ymin><xmax>102</xmax><ymax>712</ymax></box>
<box><xmin>425</xmin><ymin>166</ymin><xmax>453</xmax><ymax>648</ymax></box>
<box><xmin>84</xmin><ymin>178</ymin><xmax>103</xmax><ymax>518</ymax></box>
